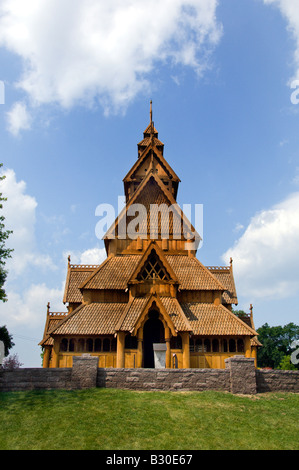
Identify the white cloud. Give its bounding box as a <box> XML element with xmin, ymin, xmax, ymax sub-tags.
<box><xmin>0</xmin><ymin>168</ymin><xmax>56</xmax><ymax>278</ymax></box>
<box><xmin>6</xmin><ymin>101</ymin><xmax>31</xmax><ymax>136</ymax></box>
<box><xmin>0</xmin><ymin>0</ymin><xmax>222</xmax><ymax>114</ymax></box>
<box><xmin>65</xmin><ymin>246</ymin><xmax>106</xmax><ymax>266</ymax></box>
<box><xmin>222</xmin><ymin>192</ymin><xmax>299</xmax><ymax>300</ymax></box>
<box><xmin>0</xmin><ymin>283</ymin><xmax>65</xmax><ymax>327</ymax></box>
<box><xmin>233</xmin><ymin>223</ymin><xmax>244</xmax><ymax>233</ymax></box>
<box><xmin>263</xmin><ymin>0</ymin><xmax>299</xmax><ymax>81</ymax></box>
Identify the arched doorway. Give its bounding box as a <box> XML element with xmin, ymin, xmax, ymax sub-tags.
<box><xmin>143</xmin><ymin>310</ymin><xmax>165</xmax><ymax>368</ymax></box>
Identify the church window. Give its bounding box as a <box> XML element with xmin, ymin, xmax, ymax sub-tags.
<box><xmin>229</xmin><ymin>339</ymin><xmax>236</xmax><ymax>353</ymax></box>
<box><xmin>125</xmin><ymin>334</ymin><xmax>138</xmax><ymax>349</ymax></box>
<box><xmin>170</xmin><ymin>334</ymin><xmax>182</xmax><ymax>349</ymax></box>
<box><xmin>111</xmin><ymin>338</ymin><xmax>117</xmax><ymax>352</ymax></box>
<box><xmin>103</xmin><ymin>338</ymin><xmax>110</xmax><ymax>352</ymax></box>
<box><xmin>204</xmin><ymin>339</ymin><xmax>211</xmax><ymax>352</ymax></box>
<box><xmin>94</xmin><ymin>338</ymin><xmax>101</xmax><ymax>352</ymax></box>
<box><xmin>69</xmin><ymin>339</ymin><xmax>75</xmax><ymax>352</ymax></box>
<box><xmin>137</xmin><ymin>250</ymin><xmax>170</xmax><ymax>281</ymax></box>
<box><xmin>87</xmin><ymin>338</ymin><xmax>93</xmax><ymax>352</ymax></box>
<box><xmin>223</xmin><ymin>339</ymin><xmax>228</xmax><ymax>352</ymax></box>
<box><xmin>60</xmin><ymin>338</ymin><xmax>68</xmax><ymax>352</ymax></box>
<box><xmin>195</xmin><ymin>338</ymin><xmax>202</xmax><ymax>352</ymax></box>
<box><xmin>212</xmin><ymin>339</ymin><xmax>219</xmax><ymax>352</ymax></box>
<box><xmin>237</xmin><ymin>339</ymin><xmax>244</xmax><ymax>352</ymax></box>
<box><xmin>78</xmin><ymin>339</ymin><xmax>85</xmax><ymax>352</ymax></box>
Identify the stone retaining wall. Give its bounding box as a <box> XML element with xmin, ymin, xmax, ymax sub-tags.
<box><xmin>0</xmin><ymin>368</ymin><xmax>72</xmax><ymax>392</ymax></box>
<box><xmin>97</xmin><ymin>368</ymin><xmax>231</xmax><ymax>392</ymax></box>
<box><xmin>256</xmin><ymin>369</ymin><xmax>299</xmax><ymax>393</ymax></box>
<box><xmin>1</xmin><ymin>355</ymin><xmax>299</xmax><ymax>394</ymax></box>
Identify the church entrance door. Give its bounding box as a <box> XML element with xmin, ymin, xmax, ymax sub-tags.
<box><xmin>143</xmin><ymin>311</ymin><xmax>165</xmax><ymax>368</ymax></box>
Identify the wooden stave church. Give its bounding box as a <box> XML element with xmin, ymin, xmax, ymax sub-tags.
<box><xmin>40</xmin><ymin>104</ymin><xmax>260</xmax><ymax>369</ymax></box>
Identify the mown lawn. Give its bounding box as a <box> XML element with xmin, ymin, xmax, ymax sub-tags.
<box><xmin>0</xmin><ymin>389</ymin><xmax>298</xmax><ymax>450</ymax></box>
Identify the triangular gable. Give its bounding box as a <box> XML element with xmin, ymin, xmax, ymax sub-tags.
<box><xmin>133</xmin><ymin>294</ymin><xmax>193</xmax><ymax>336</ymax></box>
<box><xmin>116</xmin><ymin>294</ymin><xmax>183</xmax><ymax>336</ymax></box>
<box><xmin>123</xmin><ymin>144</ymin><xmax>180</xmax><ymax>184</ymax></box>
<box><xmin>128</xmin><ymin>241</ymin><xmax>179</xmax><ymax>285</ymax></box>
<box><xmin>105</xmin><ymin>171</ymin><xmax>200</xmax><ymax>244</ymax></box>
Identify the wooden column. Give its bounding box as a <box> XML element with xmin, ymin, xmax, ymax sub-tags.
<box><xmin>251</xmin><ymin>346</ymin><xmax>257</xmax><ymax>367</ymax></box>
<box><xmin>116</xmin><ymin>332</ymin><xmax>125</xmax><ymax>368</ymax></box>
<box><xmin>137</xmin><ymin>329</ymin><xmax>143</xmax><ymax>368</ymax></box>
<box><xmin>43</xmin><ymin>346</ymin><xmax>51</xmax><ymax>368</ymax></box>
<box><xmin>53</xmin><ymin>339</ymin><xmax>60</xmax><ymax>368</ymax></box>
<box><xmin>182</xmin><ymin>332</ymin><xmax>190</xmax><ymax>368</ymax></box>
<box><xmin>244</xmin><ymin>337</ymin><xmax>251</xmax><ymax>359</ymax></box>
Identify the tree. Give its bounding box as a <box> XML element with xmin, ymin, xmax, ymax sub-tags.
<box><xmin>278</xmin><ymin>355</ymin><xmax>297</xmax><ymax>371</ymax></box>
<box><xmin>2</xmin><ymin>353</ymin><xmax>23</xmax><ymax>370</ymax></box>
<box><xmin>0</xmin><ymin>164</ymin><xmax>13</xmax><ymax>302</ymax></box>
<box><xmin>0</xmin><ymin>325</ymin><xmax>14</xmax><ymax>357</ymax></box>
<box><xmin>257</xmin><ymin>323</ymin><xmax>299</xmax><ymax>369</ymax></box>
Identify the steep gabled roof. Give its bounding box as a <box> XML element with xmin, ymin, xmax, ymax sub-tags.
<box><xmin>207</xmin><ymin>265</ymin><xmax>238</xmax><ymax>304</ymax></box>
<box><xmin>63</xmin><ymin>264</ymin><xmax>99</xmax><ymax>303</ymax></box>
<box><xmin>105</xmin><ymin>171</ymin><xmax>200</xmax><ymax>244</ymax></box>
<box><xmin>39</xmin><ymin>311</ymin><xmax>69</xmax><ymax>346</ymax></box>
<box><xmin>116</xmin><ymin>294</ymin><xmax>191</xmax><ymax>335</ymax></box>
<box><xmin>123</xmin><ymin>144</ymin><xmax>180</xmax><ymax>184</ymax></box>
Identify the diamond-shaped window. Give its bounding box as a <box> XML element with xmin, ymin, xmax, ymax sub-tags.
<box><xmin>137</xmin><ymin>250</ymin><xmax>170</xmax><ymax>281</ymax></box>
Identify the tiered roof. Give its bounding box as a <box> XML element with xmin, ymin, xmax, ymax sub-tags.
<box><xmin>40</xmin><ymin>104</ymin><xmax>258</xmax><ymax>348</ymax></box>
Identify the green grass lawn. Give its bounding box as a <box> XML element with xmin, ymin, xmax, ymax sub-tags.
<box><xmin>0</xmin><ymin>389</ymin><xmax>298</xmax><ymax>450</ymax></box>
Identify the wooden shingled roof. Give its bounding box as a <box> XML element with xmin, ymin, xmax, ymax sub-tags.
<box><xmin>180</xmin><ymin>303</ymin><xmax>258</xmax><ymax>336</ymax></box>
<box><xmin>47</xmin><ymin>302</ymin><xmax>128</xmax><ymax>337</ymax></box>
<box><xmin>105</xmin><ymin>171</ymin><xmax>199</xmax><ymax>243</ymax></box>
<box><xmin>42</xmin><ymin>297</ymin><xmax>257</xmax><ymax>340</ymax></box>
<box><xmin>166</xmin><ymin>255</ymin><xmax>225</xmax><ymax>291</ymax></box>
<box><xmin>63</xmin><ymin>264</ymin><xmax>99</xmax><ymax>303</ymax></box>
<box><xmin>63</xmin><ymin>253</ymin><xmax>236</xmax><ymax>304</ymax></box>
<box><xmin>207</xmin><ymin>265</ymin><xmax>238</xmax><ymax>305</ymax></box>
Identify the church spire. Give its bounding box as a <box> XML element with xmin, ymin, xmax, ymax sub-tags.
<box><xmin>150</xmin><ymin>100</ymin><xmax>153</xmax><ymax>124</ymax></box>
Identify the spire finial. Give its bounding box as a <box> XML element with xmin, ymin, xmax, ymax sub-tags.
<box><xmin>150</xmin><ymin>100</ymin><xmax>153</xmax><ymax>124</ymax></box>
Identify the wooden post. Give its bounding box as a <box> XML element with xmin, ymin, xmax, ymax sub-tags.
<box><xmin>182</xmin><ymin>332</ymin><xmax>190</xmax><ymax>368</ymax></box>
<box><xmin>43</xmin><ymin>346</ymin><xmax>51</xmax><ymax>368</ymax></box>
<box><xmin>116</xmin><ymin>332</ymin><xmax>125</xmax><ymax>368</ymax></box>
<box><xmin>137</xmin><ymin>328</ymin><xmax>143</xmax><ymax>368</ymax></box>
<box><xmin>165</xmin><ymin>327</ymin><xmax>171</xmax><ymax>369</ymax></box>
<box><xmin>244</xmin><ymin>337</ymin><xmax>251</xmax><ymax>358</ymax></box>
<box><xmin>53</xmin><ymin>339</ymin><xmax>60</xmax><ymax>368</ymax></box>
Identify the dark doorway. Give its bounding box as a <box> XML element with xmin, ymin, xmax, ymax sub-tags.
<box><xmin>143</xmin><ymin>311</ymin><xmax>165</xmax><ymax>368</ymax></box>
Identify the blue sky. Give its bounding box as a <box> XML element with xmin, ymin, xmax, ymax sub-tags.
<box><xmin>0</xmin><ymin>0</ymin><xmax>299</xmax><ymax>367</ymax></box>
